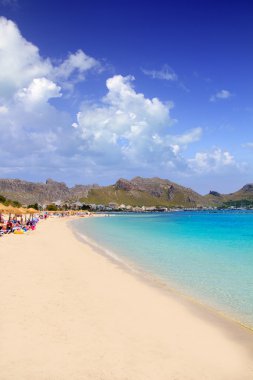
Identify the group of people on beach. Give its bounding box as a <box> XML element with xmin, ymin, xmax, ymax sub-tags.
<box><xmin>0</xmin><ymin>211</ymin><xmax>94</xmax><ymax>238</ymax></box>
<box><xmin>0</xmin><ymin>216</ymin><xmax>40</xmax><ymax>237</ymax></box>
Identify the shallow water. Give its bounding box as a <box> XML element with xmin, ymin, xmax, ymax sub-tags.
<box><xmin>71</xmin><ymin>211</ymin><xmax>253</xmax><ymax>327</ymax></box>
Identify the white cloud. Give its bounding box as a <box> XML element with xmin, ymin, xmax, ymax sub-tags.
<box><xmin>16</xmin><ymin>78</ymin><xmax>62</xmax><ymax>110</ymax></box>
<box><xmin>0</xmin><ymin>17</ymin><xmax>101</xmax><ymax>100</ymax></box>
<box><xmin>170</xmin><ymin>127</ymin><xmax>202</xmax><ymax>146</ymax></box>
<box><xmin>188</xmin><ymin>148</ymin><xmax>237</xmax><ymax>173</ymax></box>
<box><xmin>74</xmin><ymin>75</ymin><xmax>200</xmax><ymax>171</ymax></box>
<box><xmin>0</xmin><ymin>17</ymin><xmax>101</xmax><ymax>179</ymax></box>
<box><xmin>54</xmin><ymin>49</ymin><xmax>101</xmax><ymax>82</ymax></box>
<box><xmin>142</xmin><ymin>65</ymin><xmax>177</xmax><ymax>81</ymax></box>
<box><xmin>210</xmin><ymin>90</ymin><xmax>232</xmax><ymax>102</ymax></box>
<box><xmin>0</xmin><ymin>17</ymin><xmax>51</xmax><ymax>98</ymax></box>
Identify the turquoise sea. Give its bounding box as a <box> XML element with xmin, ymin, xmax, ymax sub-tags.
<box><xmin>71</xmin><ymin>211</ymin><xmax>253</xmax><ymax>328</ymax></box>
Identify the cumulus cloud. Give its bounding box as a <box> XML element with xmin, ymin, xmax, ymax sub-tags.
<box><xmin>142</xmin><ymin>65</ymin><xmax>177</xmax><ymax>81</ymax></box>
<box><xmin>0</xmin><ymin>17</ymin><xmax>102</xmax><ymax>179</ymax></box>
<box><xmin>73</xmin><ymin>75</ymin><xmax>201</xmax><ymax>172</ymax></box>
<box><xmin>16</xmin><ymin>78</ymin><xmax>62</xmax><ymax>110</ymax></box>
<box><xmin>0</xmin><ymin>17</ymin><xmax>51</xmax><ymax>98</ymax></box>
<box><xmin>0</xmin><ymin>17</ymin><xmax>101</xmax><ymax>100</ymax></box>
<box><xmin>210</xmin><ymin>89</ymin><xmax>232</xmax><ymax>102</ymax></box>
<box><xmin>187</xmin><ymin>148</ymin><xmax>237</xmax><ymax>173</ymax></box>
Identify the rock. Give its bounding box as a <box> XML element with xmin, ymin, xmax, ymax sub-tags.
<box><xmin>209</xmin><ymin>191</ymin><xmax>221</xmax><ymax>197</ymax></box>
<box><xmin>241</xmin><ymin>184</ymin><xmax>253</xmax><ymax>193</ymax></box>
<box><xmin>167</xmin><ymin>185</ymin><xmax>175</xmax><ymax>200</ymax></box>
<box><xmin>115</xmin><ymin>179</ymin><xmax>135</xmax><ymax>191</ymax></box>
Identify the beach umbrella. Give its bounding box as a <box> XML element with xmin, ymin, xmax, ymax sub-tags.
<box><xmin>0</xmin><ymin>203</ymin><xmax>14</xmax><ymax>212</ymax></box>
<box><xmin>14</xmin><ymin>207</ymin><xmax>26</xmax><ymax>215</ymax></box>
<box><xmin>0</xmin><ymin>204</ymin><xmax>7</xmax><ymax>221</ymax></box>
<box><xmin>19</xmin><ymin>207</ymin><xmax>29</xmax><ymax>214</ymax></box>
<box><xmin>26</xmin><ymin>207</ymin><xmax>37</xmax><ymax>221</ymax></box>
<box><xmin>4</xmin><ymin>205</ymin><xmax>17</xmax><ymax>213</ymax></box>
<box><xmin>9</xmin><ymin>206</ymin><xmax>23</xmax><ymax>219</ymax></box>
<box><xmin>12</xmin><ymin>206</ymin><xmax>22</xmax><ymax>214</ymax></box>
<box><xmin>0</xmin><ymin>205</ymin><xmax>17</xmax><ymax>220</ymax></box>
<box><xmin>0</xmin><ymin>203</ymin><xmax>6</xmax><ymax>222</ymax></box>
<box><xmin>0</xmin><ymin>204</ymin><xmax>25</xmax><ymax>222</ymax></box>
<box><xmin>16</xmin><ymin>207</ymin><xmax>29</xmax><ymax>222</ymax></box>
<box><xmin>27</xmin><ymin>208</ymin><xmax>37</xmax><ymax>213</ymax></box>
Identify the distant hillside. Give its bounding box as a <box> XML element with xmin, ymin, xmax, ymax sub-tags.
<box><xmin>225</xmin><ymin>184</ymin><xmax>253</xmax><ymax>200</ymax></box>
<box><xmin>0</xmin><ymin>178</ymin><xmax>99</xmax><ymax>205</ymax></box>
<box><xmin>204</xmin><ymin>184</ymin><xmax>253</xmax><ymax>206</ymax></box>
<box><xmin>81</xmin><ymin>177</ymin><xmax>209</xmax><ymax>207</ymax></box>
<box><xmin>1</xmin><ymin>177</ymin><xmax>253</xmax><ymax>208</ymax></box>
<box><xmin>0</xmin><ymin>193</ymin><xmax>21</xmax><ymax>208</ymax></box>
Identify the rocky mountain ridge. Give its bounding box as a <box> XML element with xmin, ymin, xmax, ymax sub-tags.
<box><xmin>0</xmin><ymin>178</ymin><xmax>99</xmax><ymax>205</ymax></box>
<box><xmin>0</xmin><ymin>177</ymin><xmax>253</xmax><ymax>207</ymax></box>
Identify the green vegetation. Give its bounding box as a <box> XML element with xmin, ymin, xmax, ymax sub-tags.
<box><xmin>0</xmin><ymin>194</ymin><xmax>21</xmax><ymax>208</ymax></box>
<box><xmin>222</xmin><ymin>199</ymin><xmax>253</xmax><ymax>208</ymax></box>
<box><xmin>27</xmin><ymin>203</ymin><xmax>40</xmax><ymax>210</ymax></box>
<box><xmin>47</xmin><ymin>204</ymin><xmax>58</xmax><ymax>211</ymax></box>
<box><xmin>80</xmin><ymin>186</ymin><xmax>203</xmax><ymax>208</ymax></box>
<box><xmin>0</xmin><ymin>195</ymin><xmax>6</xmax><ymax>204</ymax></box>
<box><xmin>81</xmin><ymin>204</ymin><xmax>92</xmax><ymax>211</ymax></box>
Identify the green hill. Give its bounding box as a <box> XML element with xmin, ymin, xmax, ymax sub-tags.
<box><xmin>81</xmin><ymin>177</ymin><xmax>209</xmax><ymax>207</ymax></box>
<box><xmin>1</xmin><ymin>177</ymin><xmax>253</xmax><ymax>208</ymax></box>
<box><xmin>204</xmin><ymin>184</ymin><xmax>253</xmax><ymax>207</ymax></box>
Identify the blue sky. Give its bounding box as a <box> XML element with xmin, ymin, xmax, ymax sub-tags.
<box><xmin>0</xmin><ymin>0</ymin><xmax>253</xmax><ymax>193</ymax></box>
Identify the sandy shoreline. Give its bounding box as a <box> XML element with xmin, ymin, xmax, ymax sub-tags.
<box><xmin>71</xmin><ymin>220</ymin><xmax>253</xmax><ymax>334</ymax></box>
<box><xmin>1</xmin><ymin>217</ymin><xmax>253</xmax><ymax>379</ymax></box>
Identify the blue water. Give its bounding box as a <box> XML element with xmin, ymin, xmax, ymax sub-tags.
<box><xmin>71</xmin><ymin>212</ymin><xmax>253</xmax><ymax>327</ymax></box>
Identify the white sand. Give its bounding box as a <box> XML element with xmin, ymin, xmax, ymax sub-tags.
<box><xmin>0</xmin><ymin>217</ymin><xmax>253</xmax><ymax>380</ymax></box>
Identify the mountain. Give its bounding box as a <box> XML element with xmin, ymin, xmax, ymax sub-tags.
<box><xmin>226</xmin><ymin>184</ymin><xmax>253</xmax><ymax>200</ymax></box>
<box><xmin>0</xmin><ymin>177</ymin><xmax>205</xmax><ymax>207</ymax></box>
<box><xmin>1</xmin><ymin>177</ymin><xmax>253</xmax><ymax>208</ymax></box>
<box><xmin>0</xmin><ymin>178</ymin><xmax>99</xmax><ymax>205</ymax></box>
<box><xmin>204</xmin><ymin>183</ymin><xmax>253</xmax><ymax>206</ymax></box>
<box><xmin>81</xmin><ymin>177</ymin><xmax>209</xmax><ymax>207</ymax></box>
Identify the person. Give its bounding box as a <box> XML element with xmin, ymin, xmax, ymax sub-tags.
<box><xmin>6</xmin><ymin>220</ymin><xmax>13</xmax><ymax>233</ymax></box>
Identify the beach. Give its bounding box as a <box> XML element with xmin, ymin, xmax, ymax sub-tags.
<box><xmin>1</xmin><ymin>217</ymin><xmax>253</xmax><ymax>380</ymax></box>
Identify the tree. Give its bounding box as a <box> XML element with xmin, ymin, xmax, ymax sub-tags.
<box><xmin>12</xmin><ymin>200</ymin><xmax>22</xmax><ymax>208</ymax></box>
<box><xmin>0</xmin><ymin>195</ymin><xmax>6</xmax><ymax>204</ymax></box>
<box><xmin>47</xmin><ymin>204</ymin><xmax>58</xmax><ymax>211</ymax></box>
<box><xmin>81</xmin><ymin>204</ymin><xmax>91</xmax><ymax>211</ymax></box>
<box><xmin>28</xmin><ymin>203</ymin><xmax>39</xmax><ymax>210</ymax></box>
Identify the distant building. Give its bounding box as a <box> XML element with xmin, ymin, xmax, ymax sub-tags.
<box><xmin>72</xmin><ymin>201</ymin><xmax>83</xmax><ymax>209</ymax></box>
<box><xmin>52</xmin><ymin>200</ymin><xmax>62</xmax><ymax>207</ymax></box>
<box><xmin>108</xmin><ymin>202</ymin><xmax>119</xmax><ymax>209</ymax></box>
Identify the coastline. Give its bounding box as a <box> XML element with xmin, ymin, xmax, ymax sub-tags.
<box><xmin>1</xmin><ymin>217</ymin><xmax>253</xmax><ymax>379</ymax></box>
<box><xmin>70</xmin><ymin>218</ymin><xmax>253</xmax><ymax>334</ymax></box>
